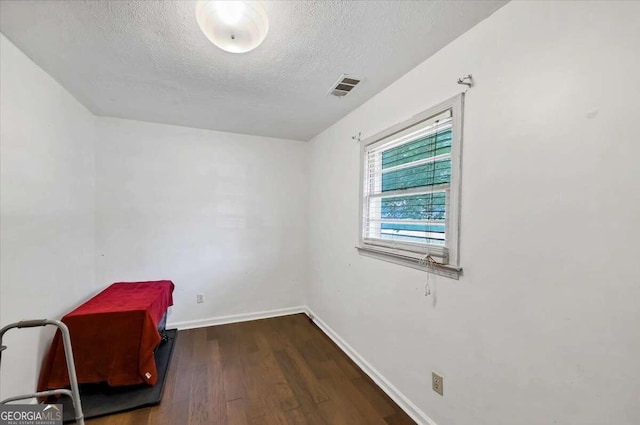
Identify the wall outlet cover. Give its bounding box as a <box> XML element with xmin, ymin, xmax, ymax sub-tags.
<box><xmin>432</xmin><ymin>371</ymin><xmax>444</xmax><ymax>396</ymax></box>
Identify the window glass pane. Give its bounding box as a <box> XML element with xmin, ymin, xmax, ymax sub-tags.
<box><xmin>381</xmin><ymin>130</ymin><xmax>451</xmax><ymax>169</ymax></box>
<box><xmin>379</xmin><ymin>223</ymin><xmax>446</xmax><ymax>246</ymax></box>
<box><xmin>380</xmin><ymin>192</ymin><xmax>446</xmax><ymax>220</ymax></box>
<box><xmin>381</xmin><ymin>223</ymin><xmax>445</xmax><ymax>233</ymax></box>
<box><xmin>381</xmin><ymin>159</ymin><xmax>451</xmax><ymax>192</ymax></box>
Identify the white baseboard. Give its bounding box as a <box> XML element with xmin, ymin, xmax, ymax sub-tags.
<box><xmin>167</xmin><ymin>305</ymin><xmax>435</xmax><ymax>425</ymax></box>
<box><xmin>304</xmin><ymin>306</ymin><xmax>438</xmax><ymax>425</ymax></box>
<box><xmin>166</xmin><ymin>306</ymin><xmax>306</xmax><ymax>330</ymax></box>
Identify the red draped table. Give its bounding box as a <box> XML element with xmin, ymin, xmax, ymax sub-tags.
<box><xmin>38</xmin><ymin>280</ymin><xmax>174</xmax><ymax>390</ymax></box>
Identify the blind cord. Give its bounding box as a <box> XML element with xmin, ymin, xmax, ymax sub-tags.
<box><xmin>420</xmin><ymin>254</ymin><xmax>446</xmax><ymax>296</ymax></box>
<box><xmin>423</xmin><ymin>118</ymin><xmax>450</xmax><ymax>297</ymax></box>
<box><xmin>431</xmin><ymin>119</ymin><xmax>440</xmax><ymax>220</ymax></box>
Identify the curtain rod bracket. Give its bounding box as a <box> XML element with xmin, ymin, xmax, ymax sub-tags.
<box><xmin>457</xmin><ymin>74</ymin><xmax>473</xmax><ymax>88</ymax></box>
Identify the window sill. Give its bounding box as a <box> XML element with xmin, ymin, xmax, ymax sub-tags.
<box><xmin>356</xmin><ymin>245</ymin><xmax>462</xmax><ymax>280</ymax></box>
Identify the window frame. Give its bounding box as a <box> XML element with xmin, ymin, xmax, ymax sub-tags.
<box><xmin>357</xmin><ymin>94</ymin><xmax>464</xmax><ymax>277</ymax></box>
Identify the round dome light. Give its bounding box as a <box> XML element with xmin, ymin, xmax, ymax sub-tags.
<box><xmin>196</xmin><ymin>1</ymin><xmax>269</xmax><ymax>54</ymax></box>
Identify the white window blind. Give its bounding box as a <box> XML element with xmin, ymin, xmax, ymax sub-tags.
<box><xmin>359</xmin><ymin>94</ymin><xmax>463</xmax><ymax>268</ymax></box>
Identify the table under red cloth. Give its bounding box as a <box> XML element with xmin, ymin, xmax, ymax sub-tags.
<box><xmin>38</xmin><ymin>280</ymin><xmax>174</xmax><ymax>390</ymax></box>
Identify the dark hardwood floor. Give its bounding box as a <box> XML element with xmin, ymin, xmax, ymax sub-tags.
<box><xmin>86</xmin><ymin>313</ymin><xmax>416</xmax><ymax>425</ymax></box>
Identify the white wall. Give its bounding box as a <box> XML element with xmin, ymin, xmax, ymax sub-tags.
<box><xmin>95</xmin><ymin>117</ymin><xmax>308</xmax><ymax>326</ymax></box>
<box><xmin>0</xmin><ymin>34</ymin><xmax>96</xmax><ymax>399</ymax></box>
<box><xmin>307</xmin><ymin>2</ymin><xmax>640</xmax><ymax>425</ymax></box>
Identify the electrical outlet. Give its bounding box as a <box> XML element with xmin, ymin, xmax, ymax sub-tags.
<box><xmin>432</xmin><ymin>371</ymin><xmax>444</xmax><ymax>396</ymax></box>
<box><xmin>196</xmin><ymin>293</ymin><xmax>204</xmax><ymax>304</ymax></box>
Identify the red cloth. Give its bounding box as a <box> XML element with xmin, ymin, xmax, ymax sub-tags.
<box><xmin>38</xmin><ymin>280</ymin><xmax>174</xmax><ymax>390</ymax></box>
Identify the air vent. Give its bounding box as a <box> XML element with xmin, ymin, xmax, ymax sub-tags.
<box><xmin>329</xmin><ymin>74</ymin><xmax>362</xmax><ymax>97</ymax></box>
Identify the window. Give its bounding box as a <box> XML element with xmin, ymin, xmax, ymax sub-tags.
<box><xmin>358</xmin><ymin>94</ymin><xmax>463</xmax><ymax>276</ymax></box>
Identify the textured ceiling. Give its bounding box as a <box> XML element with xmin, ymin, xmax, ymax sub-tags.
<box><xmin>0</xmin><ymin>1</ymin><xmax>506</xmax><ymax>141</ymax></box>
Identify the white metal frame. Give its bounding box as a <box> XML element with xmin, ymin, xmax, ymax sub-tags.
<box><xmin>358</xmin><ymin>93</ymin><xmax>464</xmax><ymax>270</ymax></box>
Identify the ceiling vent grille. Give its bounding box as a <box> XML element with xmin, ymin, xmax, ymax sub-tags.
<box><xmin>329</xmin><ymin>74</ymin><xmax>362</xmax><ymax>97</ymax></box>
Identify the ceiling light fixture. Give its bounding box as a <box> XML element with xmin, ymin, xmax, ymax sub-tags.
<box><xmin>196</xmin><ymin>1</ymin><xmax>269</xmax><ymax>54</ymax></box>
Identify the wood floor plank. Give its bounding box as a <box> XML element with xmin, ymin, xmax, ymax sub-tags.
<box><xmin>208</xmin><ymin>338</ymin><xmax>228</xmax><ymax>425</ymax></box>
<box><xmin>122</xmin><ymin>407</ymin><xmax>151</xmax><ymax>425</ymax></box>
<box><xmin>217</xmin><ymin>323</ymin><xmax>246</xmax><ymax>403</ymax></box>
<box><xmin>191</xmin><ymin>328</ymin><xmax>209</xmax><ymax>368</ymax></box>
<box><xmin>247</xmin><ymin>415</ymin><xmax>266</xmax><ymax>425</ymax></box>
<box><xmin>172</xmin><ymin>329</ymin><xmax>194</xmax><ymax>405</ymax></box>
<box><xmin>284</xmin><ymin>408</ymin><xmax>310</xmax><ymax>425</ymax></box>
<box><xmin>316</xmin><ymin>396</ymin><xmax>367</xmax><ymax>425</ymax></box>
<box><xmin>170</xmin><ymin>399</ymin><xmax>192</xmax><ymax>425</ymax></box>
<box><xmin>273</xmin><ymin>350</ymin><xmax>328</xmax><ymax>425</ymax></box>
<box><xmin>268</xmin><ymin>316</ymin><xmax>330</xmax><ymax>404</ymax></box>
<box><xmin>331</xmin><ymin>352</ymin><xmax>363</xmax><ymax>380</ymax></box>
<box><xmin>241</xmin><ymin>349</ymin><xmax>270</xmax><ymax>420</ymax></box>
<box><xmin>241</xmin><ymin>321</ymin><xmax>261</xmax><ymax>354</ymax></box>
<box><xmin>337</xmin><ymin>377</ymin><xmax>390</xmax><ymax>425</ymax></box>
<box><xmin>252</xmin><ymin>344</ymin><xmax>298</xmax><ymax>419</ymax></box>
<box><xmin>226</xmin><ymin>398</ymin><xmax>248</xmax><ymax>425</ymax></box>
<box><xmin>188</xmin><ymin>363</ymin><xmax>209</xmax><ymax>425</ymax></box>
<box><xmin>283</xmin><ymin>345</ymin><xmax>330</xmax><ymax>404</ymax></box>
<box><xmin>86</xmin><ymin>314</ymin><xmax>416</xmax><ymax>425</ymax></box>
<box><xmin>190</xmin><ymin>329</ymin><xmax>225</xmax><ymax>424</ymax></box>
<box><xmin>252</xmin><ymin>331</ymin><xmax>299</xmax><ymax>412</ymax></box>
<box><xmin>384</xmin><ymin>410</ymin><xmax>420</xmax><ymax>425</ymax></box>
<box><xmin>350</xmin><ymin>376</ymin><xmax>397</xmax><ymax>418</ymax></box>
